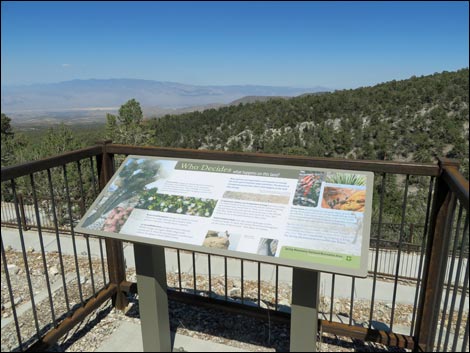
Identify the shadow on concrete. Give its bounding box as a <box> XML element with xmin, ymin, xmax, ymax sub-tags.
<box><xmin>122</xmin><ymin>294</ymin><xmax>407</xmax><ymax>352</ymax></box>
<box><xmin>30</xmin><ymin>293</ymin><xmax>408</xmax><ymax>352</ymax></box>
<box><xmin>43</xmin><ymin>303</ymin><xmax>114</xmax><ymax>352</ymax></box>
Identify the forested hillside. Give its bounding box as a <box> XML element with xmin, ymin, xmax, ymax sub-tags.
<box><xmin>3</xmin><ymin>69</ymin><xmax>468</xmax><ymax>175</ymax></box>
<box><xmin>148</xmin><ymin>69</ymin><xmax>469</xmax><ymax>176</ymax></box>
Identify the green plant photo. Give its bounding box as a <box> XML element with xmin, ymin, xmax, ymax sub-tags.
<box><xmin>136</xmin><ymin>188</ymin><xmax>217</xmax><ymax>217</ymax></box>
<box><xmin>326</xmin><ymin>173</ymin><xmax>366</xmax><ymax>186</ymax></box>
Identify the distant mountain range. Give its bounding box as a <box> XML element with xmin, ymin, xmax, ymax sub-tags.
<box><xmin>1</xmin><ymin>79</ymin><xmax>329</xmax><ymax>122</ymax></box>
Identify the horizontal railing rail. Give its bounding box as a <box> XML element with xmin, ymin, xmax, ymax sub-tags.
<box><xmin>1</xmin><ymin>145</ymin><xmax>102</xmax><ymax>183</ymax></box>
<box><xmin>108</xmin><ymin>144</ymin><xmax>441</xmax><ymax>176</ymax></box>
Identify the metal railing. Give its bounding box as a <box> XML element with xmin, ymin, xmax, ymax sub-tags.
<box><xmin>414</xmin><ymin>158</ymin><xmax>469</xmax><ymax>352</ymax></box>
<box><xmin>1</xmin><ymin>142</ymin><xmax>468</xmax><ymax>352</ymax></box>
<box><xmin>1</xmin><ymin>144</ymin><xmax>126</xmax><ymax>351</ymax></box>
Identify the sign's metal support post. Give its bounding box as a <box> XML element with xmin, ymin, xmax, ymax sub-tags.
<box><xmin>290</xmin><ymin>268</ymin><xmax>320</xmax><ymax>352</ymax></box>
<box><xmin>134</xmin><ymin>243</ymin><xmax>172</xmax><ymax>352</ymax></box>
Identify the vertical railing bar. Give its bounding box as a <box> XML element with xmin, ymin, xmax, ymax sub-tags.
<box><xmin>443</xmin><ymin>217</ymin><xmax>469</xmax><ymax>352</ymax></box>
<box><xmin>410</xmin><ymin>176</ymin><xmax>435</xmax><ymax>336</ymax></box>
<box><xmin>349</xmin><ymin>277</ymin><xmax>355</xmax><ymax>326</ymax></box>
<box><xmin>383</xmin><ymin>248</ymin><xmax>388</xmax><ymax>274</ymax></box>
<box><xmin>257</xmin><ymin>262</ymin><xmax>261</xmax><ymax>307</ymax></box>
<box><xmin>89</xmin><ymin>156</ymin><xmax>98</xmax><ymax>197</ymax></box>
<box><xmin>275</xmin><ymin>265</ymin><xmax>279</xmax><ymax>311</ymax></box>
<box><xmin>75</xmin><ymin>160</ymin><xmax>86</xmax><ymax>217</ymax></box>
<box><xmin>29</xmin><ymin>173</ymin><xmax>57</xmax><ymax>327</ymax></box>
<box><xmin>208</xmin><ymin>254</ymin><xmax>212</xmax><ymax>298</ymax></box>
<box><xmin>85</xmin><ymin>234</ymin><xmax>96</xmax><ymax>296</ymax></box>
<box><xmin>11</xmin><ymin>178</ymin><xmax>41</xmax><ymax>339</ymax></box>
<box><xmin>445</xmin><ymin>259</ymin><xmax>451</xmax><ymax>288</ymax></box>
<box><xmin>390</xmin><ymin>174</ymin><xmax>410</xmax><ymax>331</ymax></box>
<box><xmin>413</xmin><ymin>246</ymin><xmax>419</xmax><ymax>278</ymax></box>
<box><xmin>241</xmin><ymin>259</ymin><xmax>244</xmax><ymax>304</ymax></box>
<box><xmin>437</xmin><ymin>204</ymin><xmax>464</xmax><ymax>349</ymax></box>
<box><xmin>374</xmin><ymin>241</ymin><xmax>380</xmax><ymax>276</ymax></box>
<box><xmin>192</xmin><ymin>252</ymin><xmax>197</xmax><ymax>293</ymax></box>
<box><xmin>1</xmin><ymin>237</ymin><xmax>24</xmax><ymax>351</ymax></box>
<box><xmin>9</xmin><ymin>196</ymin><xmax>13</xmax><ymax>222</ymax></box>
<box><xmin>1</xmin><ymin>191</ymin><xmax>4</xmax><ymax>216</ymax></box>
<box><xmin>18</xmin><ymin>193</ymin><xmax>29</xmax><ymax>231</ymax></box>
<box><xmin>76</xmin><ymin>160</ymin><xmax>97</xmax><ymax>296</ymax></box>
<box><xmin>6</xmin><ymin>196</ymin><xmax>10</xmax><ymax>222</ymax></box>
<box><xmin>404</xmin><ymin>242</ymin><xmax>411</xmax><ymax>278</ymax></box>
<box><xmin>111</xmin><ymin>154</ymin><xmax>117</xmax><ymax>173</ymax></box>
<box><xmin>369</xmin><ymin>173</ymin><xmax>386</xmax><ymax>328</ymax></box>
<box><xmin>177</xmin><ymin>249</ymin><xmax>182</xmax><ymax>291</ymax></box>
<box><xmin>459</xmin><ymin>208</ymin><xmax>468</xmax><ymax>286</ymax></box>
<box><xmin>382</xmin><ymin>248</ymin><xmax>387</xmax><ymax>277</ymax></box>
<box><xmin>224</xmin><ymin>257</ymin><xmax>228</xmax><ymax>301</ymax></box>
<box><xmin>47</xmin><ymin>168</ymin><xmax>71</xmax><ymax>312</ymax></box>
<box><xmin>377</xmin><ymin>247</ymin><xmax>382</xmax><ymax>276</ymax></box>
<box><xmin>329</xmin><ymin>274</ymin><xmax>335</xmax><ymax>322</ymax></box>
<box><xmin>408</xmin><ymin>243</ymin><xmax>413</xmax><ymax>278</ymax></box>
<box><xmin>94</xmin><ymin>155</ymin><xmax>102</xmax><ymax>191</ymax></box>
<box><xmin>2</xmin><ymin>192</ymin><xmax>6</xmax><ymax>220</ymax></box>
<box><xmin>63</xmin><ymin>164</ymin><xmax>84</xmax><ymax>304</ymax></box>
<box><xmin>451</xmin><ymin>251</ymin><xmax>469</xmax><ymax>353</ymax></box>
<box><xmin>8</xmin><ymin>195</ymin><xmax>12</xmax><ymax>222</ymax></box>
<box><xmin>99</xmin><ymin>238</ymin><xmax>107</xmax><ymax>285</ymax></box>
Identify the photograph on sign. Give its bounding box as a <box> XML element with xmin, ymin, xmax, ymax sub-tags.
<box><xmin>76</xmin><ymin>156</ymin><xmax>373</xmax><ymax>276</ymax></box>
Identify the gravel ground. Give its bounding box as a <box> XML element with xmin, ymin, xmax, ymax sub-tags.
<box><xmin>1</xmin><ymin>250</ymin><xmax>468</xmax><ymax>352</ymax></box>
<box><xmin>1</xmin><ymin>249</ymin><xmax>108</xmax><ymax>352</ymax></box>
<box><xmin>2</xmin><ymin>249</ymin><xmax>107</xmax><ymax>315</ymax></box>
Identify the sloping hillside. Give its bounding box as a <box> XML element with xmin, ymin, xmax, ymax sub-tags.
<box><xmin>150</xmin><ymin>69</ymin><xmax>469</xmax><ymax>175</ymax></box>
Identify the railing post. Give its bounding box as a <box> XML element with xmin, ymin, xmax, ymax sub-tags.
<box><xmin>97</xmin><ymin>140</ymin><xmax>128</xmax><ymax>310</ymax></box>
<box><xmin>414</xmin><ymin>158</ymin><xmax>460</xmax><ymax>351</ymax></box>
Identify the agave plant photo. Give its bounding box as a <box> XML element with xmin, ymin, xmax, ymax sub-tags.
<box><xmin>326</xmin><ymin>173</ymin><xmax>366</xmax><ymax>186</ymax></box>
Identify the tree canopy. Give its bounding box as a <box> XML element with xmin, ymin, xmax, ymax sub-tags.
<box><xmin>106</xmin><ymin>98</ymin><xmax>149</xmax><ymax>144</ymax></box>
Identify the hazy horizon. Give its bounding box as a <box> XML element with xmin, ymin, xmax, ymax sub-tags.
<box><xmin>1</xmin><ymin>77</ymin><xmax>331</xmax><ymax>115</ymax></box>
<box><xmin>1</xmin><ymin>77</ymin><xmax>329</xmax><ymax>90</ymax></box>
<box><xmin>2</xmin><ymin>2</ymin><xmax>468</xmax><ymax>89</ymax></box>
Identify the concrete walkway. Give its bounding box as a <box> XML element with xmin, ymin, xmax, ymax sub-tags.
<box><xmin>2</xmin><ymin>227</ymin><xmax>468</xmax><ymax>310</ymax></box>
<box><xmin>95</xmin><ymin>321</ymin><xmax>248</xmax><ymax>352</ymax></box>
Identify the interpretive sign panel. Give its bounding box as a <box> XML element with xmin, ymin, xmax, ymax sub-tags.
<box><xmin>76</xmin><ymin>155</ymin><xmax>374</xmax><ymax>276</ymax></box>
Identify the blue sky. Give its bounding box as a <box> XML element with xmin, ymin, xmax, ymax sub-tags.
<box><xmin>1</xmin><ymin>1</ymin><xmax>468</xmax><ymax>89</ymax></box>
